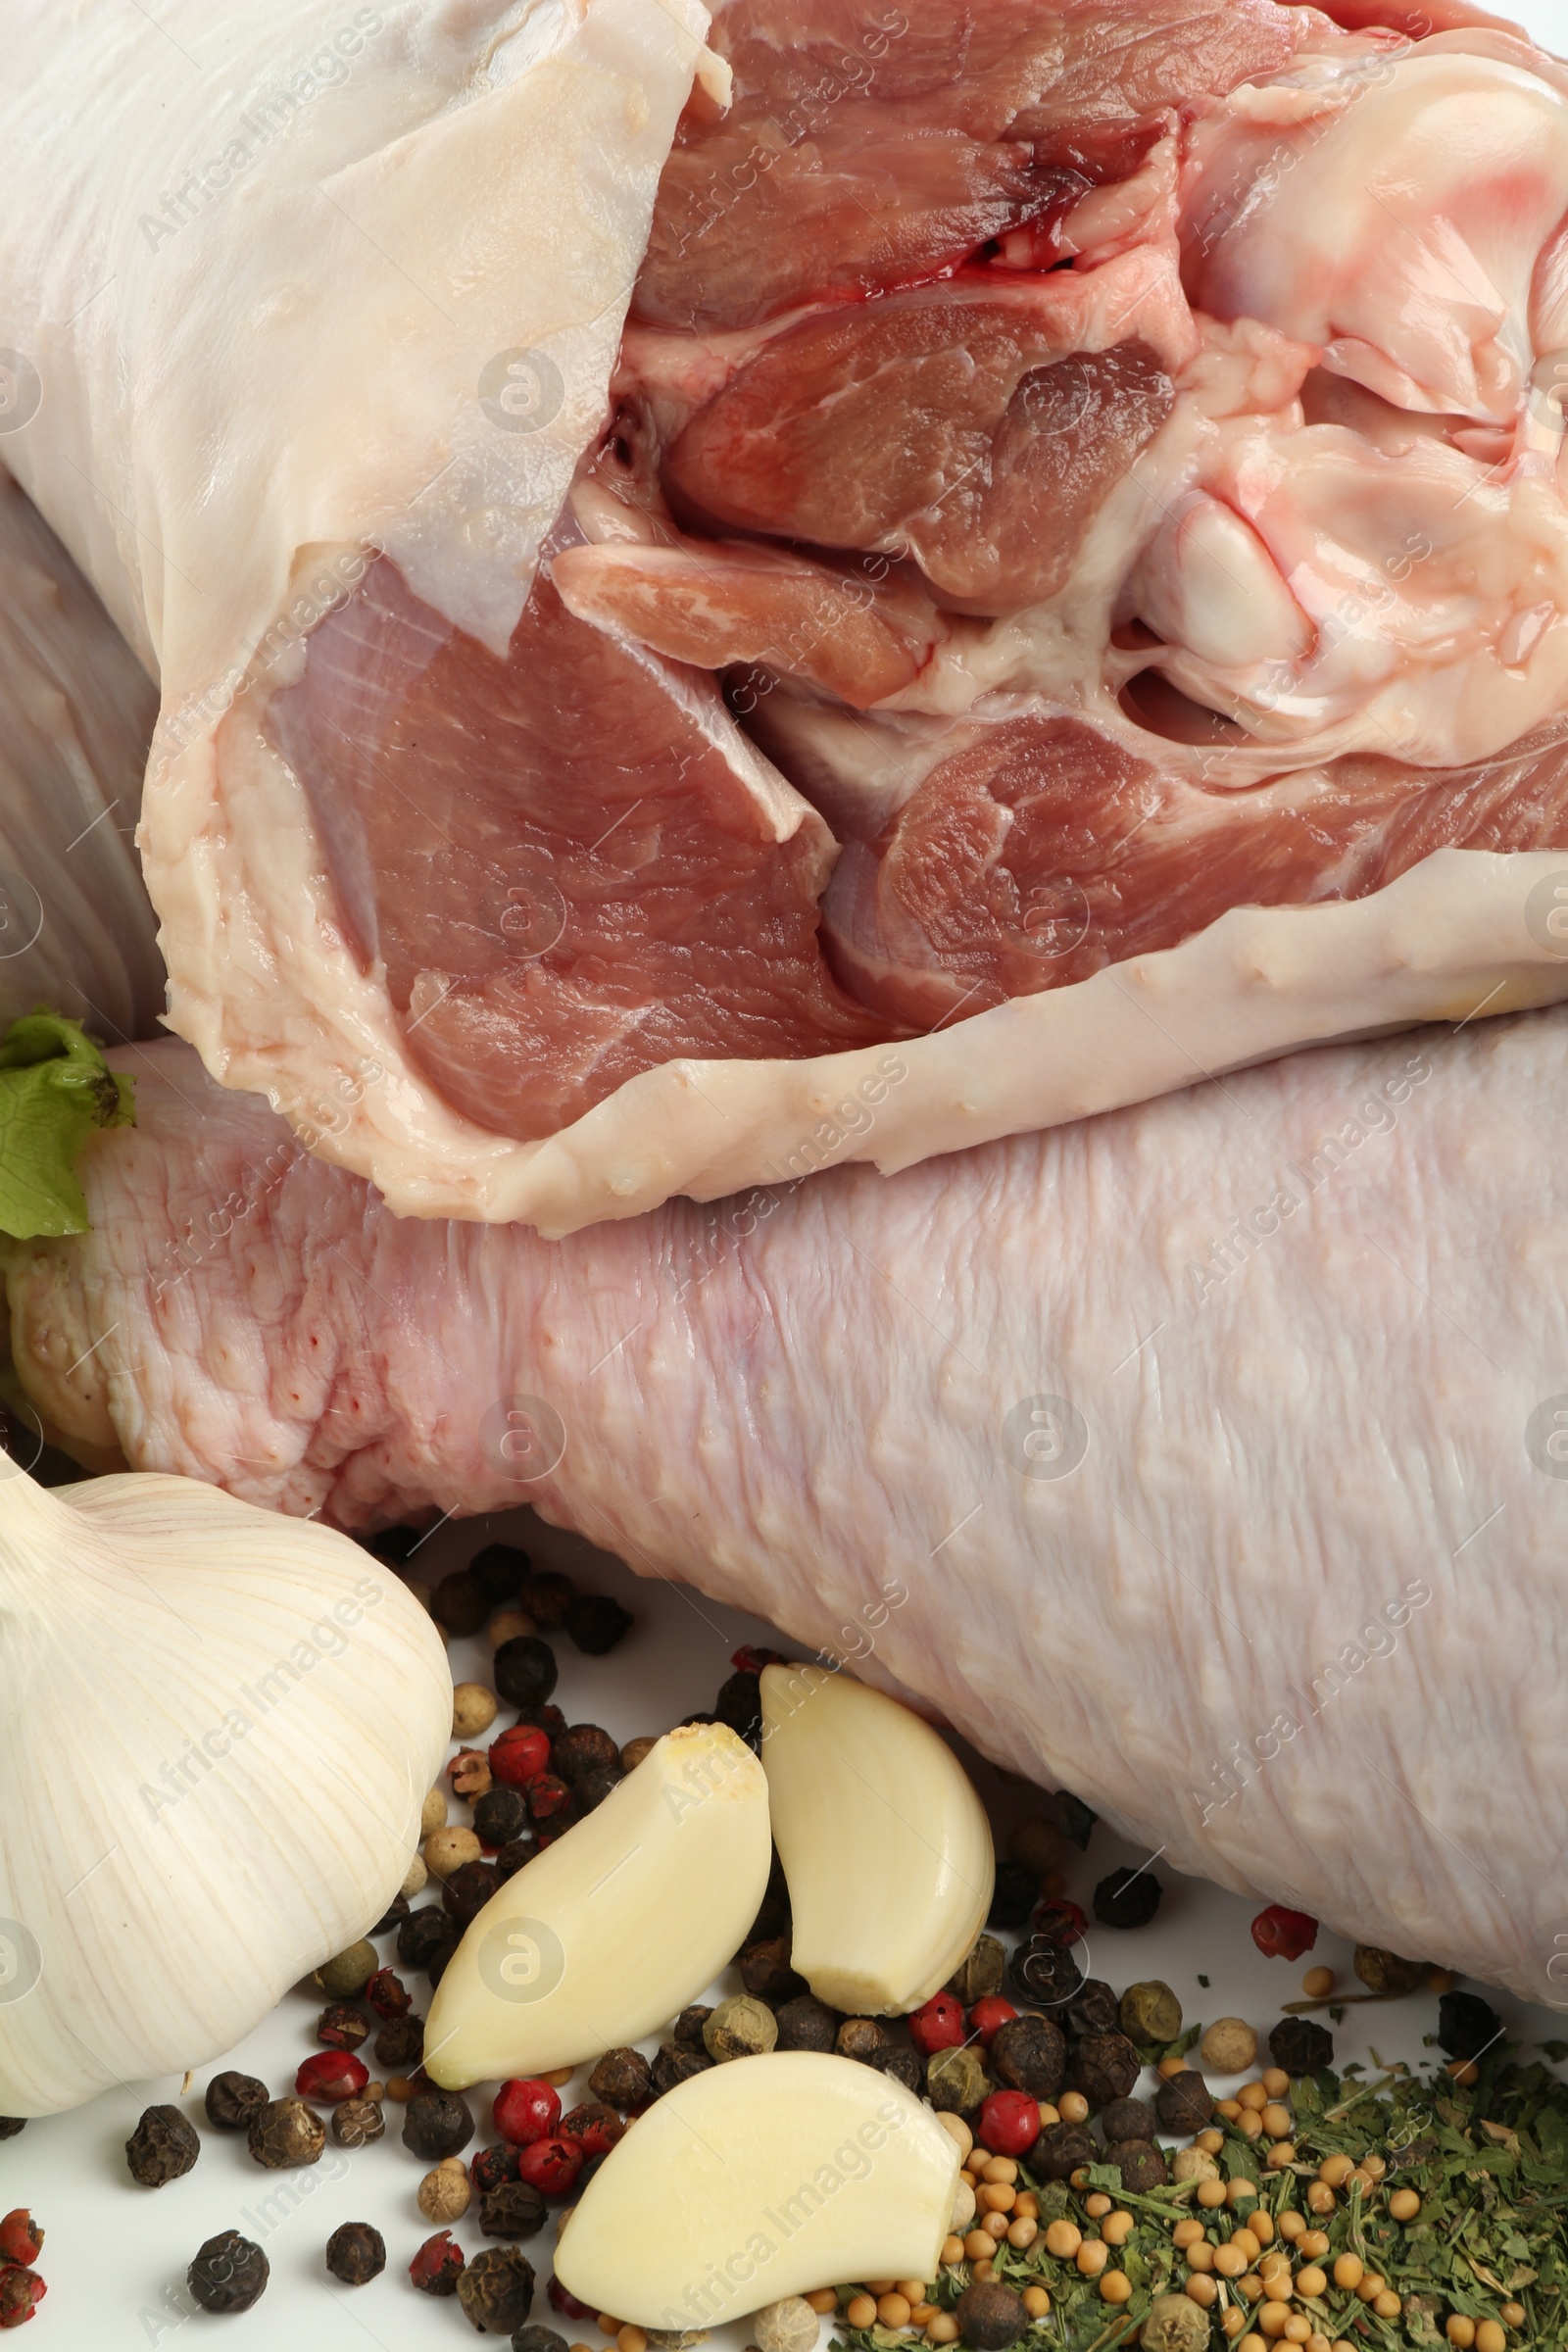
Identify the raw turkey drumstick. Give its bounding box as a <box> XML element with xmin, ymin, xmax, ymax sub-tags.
<box><xmin>4</xmin><ymin>1012</ymin><xmax>1564</xmax><ymax>2000</ymax></box>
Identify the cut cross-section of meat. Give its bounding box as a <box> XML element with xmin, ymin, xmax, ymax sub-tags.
<box><xmin>268</xmin><ymin>558</ymin><xmax>891</xmax><ymax>1144</ymax></box>
<box><xmin>664</xmin><ymin>262</ymin><xmax>1188</xmax><ymax>609</ymax></box>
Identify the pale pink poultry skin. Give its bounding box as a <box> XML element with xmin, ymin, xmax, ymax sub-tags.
<box><xmin>7</xmin><ymin>1016</ymin><xmax>1565</xmax><ymax>2002</ymax></box>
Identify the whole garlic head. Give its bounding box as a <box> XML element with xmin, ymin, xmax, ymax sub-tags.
<box><xmin>0</xmin><ymin>1465</ymin><xmax>451</xmax><ymax>2114</ymax></box>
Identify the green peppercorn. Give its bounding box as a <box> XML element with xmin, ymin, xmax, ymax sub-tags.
<box><xmin>704</xmin><ymin>1995</ymin><xmax>779</xmax><ymax>2062</ymax></box>
<box><xmin>313</xmin><ymin>1939</ymin><xmax>379</xmax><ymax>2000</ymax></box>
<box><xmin>924</xmin><ymin>2043</ymin><xmax>988</xmax><ymax>2115</ymax></box>
<box><xmin>947</xmin><ymin>1935</ymin><xmax>1006</xmax><ymax>2005</ymax></box>
<box><xmin>1120</xmin><ymin>1979</ymin><xmax>1183</xmax><ymax>2045</ymax></box>
<box><xmin>1141</xmin><ymin>2294</ymin><xmax>1210</xmax><ymax>2352</ymax></box>
<box><xmin>1352</xmin><ymin>1945</ymin><xmax>1426</xmax><ymax>1997</ymax></box>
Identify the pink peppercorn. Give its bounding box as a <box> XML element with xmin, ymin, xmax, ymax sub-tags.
<box><xmin>295</xmin><ymin>2051</ymin><xmax>368</xmax><ymax>2105</ymax></box>
<box><xmin>492</xmin><ymin>2078</ymin><xmax>561</xmax><ymax>2146</ymax></box>
<box><xmin>978</xmin><ymin>2089</ymin><xmax>1041</xmax><ymax>2157</ymax></box>
<box><xmin>517</xmin><ymin>2136</ymin><xmax>583</xmax><ymax>2197</ymax></box>
<box><xmin>908</xmin><ymin>1991</ymin><xmax>967</xmax><ymax>2056</ymax></box>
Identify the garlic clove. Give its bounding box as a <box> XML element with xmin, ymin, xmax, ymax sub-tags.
<box><xmin>759</xmin><ymin>1664</ymin><xmax>994</xmax><ymax>2015</ymax></box>
<box><xmin>0</xmin><ymin>1466</ymin><xmax>451</xmax><ymax>2115</ymax></box>
<box><xmin>422</xmin><ymin>1723</ymin><xmax>770</xmax><ymax>2089</ymax></box>
<box><xmin>555</xmin><ymin>2050</ymin><xmax>960</xmax><ymax>2328</ymax></box>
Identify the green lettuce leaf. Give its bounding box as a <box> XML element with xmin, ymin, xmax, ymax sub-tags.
<box><xmin>0</xmin><ymin>1013</ymin><xmax>133</xmax><ymax>1239</ymax></box>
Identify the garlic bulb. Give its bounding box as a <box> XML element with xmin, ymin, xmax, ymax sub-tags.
<box><xmin>0</xmin><ymin>1465</ymin><xmax>451</xmax><ymax>2115</ymax></box>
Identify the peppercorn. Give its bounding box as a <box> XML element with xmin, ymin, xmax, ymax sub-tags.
<box><xmin>1250</xmin><ymin>1904</ymin><xmax>1318</xmax><ymax>1962</ymax></box>
<box><xmin>924</xmin><ymin>2044</ymin><xmax>989</xmax><ymax>2116</ymax></box>
<box><xmin>1010</xmin><ymin>1936</ymin><xmax>1084</xmax><ymax>2008</ymax></box>
<box><xmin>445</xmin><ymin>1859</ymin><xmax>503</xmax><ymax>1928</ymax></box>
<box><xmin>514</xmin><ymin>2329</ymin><xmax>570</xmax><ymax>2352</ymax></box>
<box><xmin>552</xmin><ymin>1724</ymin><xmax>621</xmax><ymax>1787</ymax></box>
<box><xmin>1199</xmin><ymin>2017</ymin><xmax>1257</xmax><ymax>2073</ymax></box>
<box><xmin>1111</xmin><ymin>2139</ymin><xmax>1170</xmax><ymax>2193</ymax></box>
<box><xmin>517</xmin><ymin>2136</ymin><xmax>582</xmax><ymax>2197</ymax></box>
<box><xmin>410</xmin><ymin>2230</ymin><xmax>466</xmax><ymax>2296</ymax></box>
<box><xmin>475</xmin><ymin>2180</ymin><xmax>548</xmax><ymax>2242</ymax></box>
<box><xmin>1268</xmin><ymin>2017</ymin><xmax>1335</xmax><ymax>2077</ymax></box>
<box><xmin>1030</xmin><ymin>2119</ymin><xmax>1097</xmax><ymax>2180</ymax></box>
<box><xmin>314</xmin><ymin>1938</ymin><xmax>379</xmax><ymax>1999</ymax></box>
<box><xmin>0</xmin><ymin>2216</ymin><xmax>42</xmax><ymax>2269</ymax></box>
<box><xmin>525</xmin><ymin>1774</ymin><xmax>575</xmax><ymax>1825</ymax></box>
<box><xmin>588</xmin><ymin>2046</ymin><xmax>654</xmax><ymax>2110</ymax></box>
<box><xmin>1437</xmin><ymin>1989</ymin><xmax>1501</xmax><ymax>2060</ymax></box>
<box><xmin>1064</xmin><ymin>1979</ymin><xmax>1121</xmax><ymax>2040</ymax></box>
<box><xmin>419</xmin><ymin>2158</ymin><xmax>473</xmax><ymax>2224</ymax></box>
<box><xmin>547</xmin><ymin>2278</ymin><xmax>595</xmax><ymax>2324</ymax></box>
<box><xmin>991</xmin><ymin>2012</ymin><xmax>1066</xmax><ymax>2100</ymax></box>
<box><xmin>450</xmin><ymin>1746</ymin><xmax>495</xmax><ymax>1800</ymax></box>
<box><xmin>370</xmin><ymin>1889</ymin><xmax>412</xmax><ymax>1935</ymax></box>
<box><xmin>470</xmin><ymin>1543</ymin><xmax>529</xmax><ymax>1604</ymax></box>
<box><xmin>495</xmin><ymin>1836</ymin><xmax>538</xmax><ymax>1884</ymax></box>
<box><xmin>466</xmin><ymin>2146</ymin><xmax>517</xmax><ymax>2197</ymax></box>
<box><xmin>1008</xmin><ymin>1815</ymin><xmax>1063</xmax><ymax>1876</ymax></box>
<box><xmin>575</xmin><ymin>1764</ymin><xmax>623</xmax><ymax>1812</ymax></box>
<box><xmin>375</xmin><ymin>2014</ymin><xmax>424</xmax><ymax>2071</ymax></box>
<box><xmin>868</xmin><ymin>2045</ymin><xmax>923</xmax><ymax>2095</ymax></box>
<box><xmin>0</xmin><ymin>2269</ymin><xmax>43</xmax><ymax>2328</ymax></box>
<box><xmin>249</xmin><ymin>2097</ymin><xmax>326</xmax><ymax>2169</ymax></box>
<box><xmin>405</xmin><ymin>2089</ymin><xmax>475</xmax><ymax>2161</ymax></box>
<box><xmin>565</xmin><ymin>1592</ymin><xmax>632</xmax><ymax>1654</ymax></box>
<box><xmin>947</xmin><ymin>1935</ymin><xmax>1006</xmax><ymax>2005</ymax></box>
<box><xmin>910</xmin><ymin>1991</ymin><xmax>967</xmax><ymax>2056</ymax></box>
<box><xmin>560</xmin><ymin>2103</ymin><xmax>626</xmax><ymax>2157</ymax></box>
<box><xmin>1100</xmin><ymin>2095</ymin><xmax>1158</xmax><ymax>2144</ymax></box>
<box><xmin>1094</xmin><ymin>1868</ymin><xmax>1163</xmax><ymax>1929</ymax></box>
<box><xmin>364</xmin><ymin>1964</ymin><xmax>412</xmax><ymax>2020</ymax></box>
<box><xmin>471</xmin><ymin>1790</ymin><xmax>528</xmax><ymax>1856</ymax></box>
<box><xmin>400</xmin><ymin>1905</ymin><xmax>454</xmax><ymax>1971</ymax></box>
<box><xmin>188</xmin><ymin>2230</ymin><xmax>269</xmax><ymax>2314</ymax></box>
<box><xmin>955</xmin><ymin>2278</ymin><xmax>1028</xmax><ymax>2348</ymax></box>
<box><xmin>836</xmin><ymin>2017</ymin><xmax>892</xmax><ymax>2063</ymax></box>
<box><xmin>1141</xmin><ymin>2292</ymin><xmax>1211</xmax><ymax>2352</ymax></box>
<box><xmin>673</xmin><ymin>2005</ymin><xmax>715</xmax><ymax>2051</ymax></box>
<box><xmin>1348</xmin><ymin>1944</ymin><xmax>1422</xmax><ymax>1996</ymax></box>
<box><xmin>126</xmin><ymin>2103</ymin><xmax>200</xmax><ymax>2187</ymax></box>
<box><xmin>494</xmin><ymin>1635</ymin><xmax>560</xmax><ymax>1710</ymax></box>
<box><xmin>513</xmin><ymin>1698</ymin><xmax>568</xmax><ymax>1737</ymax></box>
<box><xmin>317</xmin><ymin>2002</ymin><xmax>370</xmax><ymax>2051</ymax></box>
<box><xmin>330</xmin><ymin>2094</ymin><xmax>386</xmax><ymax>2149</ymax></box>
<box><xmin>1032</xmin><ymin>1896</ymin><xmax>1090</xmax><ymax>1947</ymax></box>
<box><xmin>495</xmin><ymin>2079</ymin><xmax>561</xmax><ymax>2144</ymax></box>
<box><xmin>652</xmin><ymin>2042</ymin><xmax>713</xmax><ymax>2096</ymax></box>
<box><xmin>430</xmin><ymin>1567</ymin><xmax>490</xmax><ymax>1638</ymax></box>
<box><xmin>739</xmin><ymin>1936</ymin><xmax>805</xmax><ymax>2004</ymax></box>
<box><xmin>516</xmin><ymin>1569</ymin><xmax>573</xmax><ymax>1628</ymax></box>
<box><xmin>205</xmin><ymin>2071</ymin><xmax>269</xmax><ymax>2132</ymax></box>
<box><xmin>988</xmin><ymin>1861</ymin><xmax>1038</xmax><ymax>1928</ymax></box>
<box><xmin>1045</xmin><ymin>1788</ymin><xmax>1098</xmax><ymax>1848</ymax></box>
<box><xmin>460</xmin><ymin>2243</ymin><xmax>537</xmax><ymax>2334</ymax></box>
<box><xmin>1065</xmin><ymin>2032</ymin><xmax>1141</xmax><ymax>2108</ymax></box>
<box><xmin>322</xmin><ymin>2220</ymin><xmax>384</xmax><ymax>2286</ymax></box>
<box><xmin>774</xmin><ymin>1993</ymin><xmax>840</xmax><ymax>2053</ymax></box>
<box><xmin>1153</xmin><ymin>2070</ymin><xmax>1214</xmax><ymax>2133</ymax></box>
<box><xmin>0</xmin><ymin>2122</ymin><xmax>24</xmax><ymax>2141</ymax></box>
<box><xmin>1120</xmin><ymin>1981</ymin><xmax>1182</xmax><ymax>2046</ymax></box>
<box><xmin>714</xmin><ymin>1668</ymin><xmax>763</xmax><ymax>1746</ymax></box>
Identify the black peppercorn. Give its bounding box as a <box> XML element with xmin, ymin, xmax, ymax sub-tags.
<box><xmin>714</xmin><ymin>1669</ymin><xmax>763</xmax><ymax>1746</ymax></box>
<box><xmin>565</xmin><ymin>1592</ymin><xmax>632</xmax><ymax>1655</ymax></box>
<box><xmin>588</xmin><ymin>2047</ymin><xmax>653</xmax><ymax>2110</ymax></box>
<box><xmin>1046</xmin><ymin>1789</ymin><xmax>1098</xmax><ymax>1849</ymax></box>
<box><xmin>1094</xmin><ymin>1867</ymin><xmax>1163</xmax><ymax>1929</ymax></box>
<box><xmin>991</xmin><ymin>2014</ymin><xmax>1066</xmax><ymax>2101</ymax></box>
<box><xmin>370</xmin><ymin>1890</ymin><xmax>412</xmax><ymax>1936</ymax></box>
<box><xmin>868</xmin><ymin>2045</ymin><xmax>922</xmax><ymax>2094</ymax></box>
<box><xmin>400</xmin><ymin>1905</ymin><xmax>457</xmax><ymax>1971</ymax></box>
<box><xmin>561</xmin><ymin>2101</ymin><xmax>626</xmax><ymax>2152</ymax></box>
<box><xmin>954</xmin><ymin>2280</ymin><xmax>1027</xmax><ymax>2350</ymax></box>
<box><xmin>673</xmin><ymin>2004</ymin><xmax>714</xmax><ymax>2051</ymax></box>
<box><xmin>514</xmin><ymin>2329</ymin><xmax>570</xmax><ymax>2352</ymax></box>
<box><xmin>746</xmin><ymin>1852</ymin><xmax>792</xmax><ymax>1947</ymax></box>
<box><xmin>365</xmin><ymin>1525</ymin><xmax>424</xmax><ymax>1565</ymax></box>
<box><xmin>188</xmin><ymin>2230</ymin><xmax>269</xmax><ymax>2314</ymax></box>
<box><xmin>516</xmin><ymin>1569</ymin><xmax>574</xmax><ymax>1629</ymax></box>
<box><xmin>204</xmin><ymin>2071</ymin><xmax>270</xmax><ymax>2132</ymax></box>
<box><xmin>1111</xmin><ymin>2138</ymin><xmax>1169</xmax><ymax>2193</ymax></box>
<box><xmin>460</xmin><ymin>2245</ymin><xmax>537</xmax><ymax>2335</ymax></box>
<box><xmin>1100</xmin><ymin>2095</ymin><xmax>1158</xmax><ymax>2144</ymax></box>
<box><xmin>317</xmin><ymin>2002</ymin><xmax>370</xmax><ymax>2050</ymax></box>
<box><xmin>1009</xmin><ymin>1936</ymin><xmax>1084</xmax><ymax>2009</ymax></box>
<box><xmin>948</xmin><ymin>1936</ymin><xmax>1006</xmax><ymax>2005</ymax></box>
<box><xmin>739</xmin><ymin>1935</ymin><xmax>805</xmax><ymax>2004</ymax></box>
<box><xmin>445</xmin><ymin>1860</ymin><xmax>503</xmax><ymax>1928</ymax></box>
<box><xmin>575</xmin><ymin>1764</ymin><xmax>623</xmax><ymax>1812</ymax></box>
<box><xmin>1030</xmin><ymin>2119</ymin><xmax>1097</xmax><ymax>2180</ymax></box>
<box><xmin>426</xmin><ymin>1928</ymin><xmax>462</xmax><ymax>1987</ymax></box>
<box><xmin>126</xmin><ymin>2104</ymin><xmax>201</xmax><ymax>2187</ymax></box>
<box><xmin>330</xmin><ymin>2096</ymin><xmax>386</xmax><ymax>2150</ymax></box>
<box><xmin>480</xmin><ymin>2180</ymin><xmax>549</xmax><ymax>2239</ymax></box>
<box><xmin>512</xmin><ymin>1700</ymin><xmax>567</xmax><ymax>1739</ymax></box>
<box><xmin>988</xmin><ymin>1861</ymin><xmax>1038</xmax><ymax>1928</ymax></box>
<box><xmin>469</xmin><ymin>1543</ymin><xmax>529</xmax><ymax>1604</ymax></box>
<box><xmin>474</xmin><ymin>1787</ymin><xmax>530</xmax><ymax>1847</ymax></box>
<box><xmin>835</xmin><ymin>2017</ymin><xmax>892</xmax><ymax>2063</ymax></box>
<box><xmin>552</xmin><ymin>1724</ymin><xmax>621</xmax><ymax>1784</ymax></box>
<box><xmin>375</xmin><ymin>2014</ymin><xmax>425</xmax><ymax>2070</ymax></box>
<box><xmin>494</xmin><ymin>1635</ymin><xmax>560</xmax><ymax>1710</ymax></box>
<box><xmin>494</xmin><ymin>1837</ymin><xmax>538</xmax><ymax>1886</ymax></box>
<box><xmin>1268</xmin><ymin>2017</ymin><xmax>1335</xmax><ymax>2077</ymax></box>
<box><xmin>432</xmin><ymin>1568</ymin><xmax>492</xmax><ymax>1637</ymax></box>
<box><xmin>652</xmin><ymin>2042</ymin><xmax>712</xmax><ymax>2096</ymax></box>
<box><xmin>1065</xmin><ymin>2031</ymin><xmax>1141</xmax><ymax>2109</ymax></box>
<box><xmin>1154</xmin><ymin>2070</ymin><xmax>1215</xmax><ymax>2134</ymax></box>
<box><xmin>1437</xmin><ymin>1989</ymin><xmax>1502</xmax><ymax>2061</ymax></box>
<box><xmin>1063</xmin><ymin>1980</ymin><xmax>1121</xmax><ymax>2041</ymax></box>
<box><xmin>250</xmin><ymin>2098</ymin><xmax>326</xmax><ymax>2170</ymax></box>
<box><xmin>326</xmin><ymin>2222</ymin><xmax>386</xmax><ymax>2285</ymax></box>
<box><xmin>0</xmin><ymin>2119</ymin><xmax>24</xmax><ymax>2140</ymax></box>
<box><xmin>404</xmin><ymin>2089</ymin><xmax>475</xmax><ymax>2161</ymax></box>
<box><xmin>774</xmin><ymin>1994</ymin><xmax>841</xmax><ymax>2053</ymax></box>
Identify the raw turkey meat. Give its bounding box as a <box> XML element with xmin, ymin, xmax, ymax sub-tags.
<box><xmin>8</xmin><ymin>0</ymin><xmax>1568</xmax><ymax>1225</ymax></box>
<box><xmin>4</xmin><ymin>1015</ymin><xmax>1564</xmax><ymax>2003</ymax></box>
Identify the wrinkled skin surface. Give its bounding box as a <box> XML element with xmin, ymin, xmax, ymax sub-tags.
<box><xmin>7</xmin><ymin>1017</ymin><xmax>1566</xmax><ymax>2000</ymax></box>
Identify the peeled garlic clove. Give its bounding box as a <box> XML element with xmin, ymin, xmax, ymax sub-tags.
<box><xmin>423</xmin><ymin>1722</ymin><xmax>769</xmax><ymax>2088</ymax></box>
<box><xmin>555</xmin><ymin>2050</ymin><xmax>960</xmax><ymax>2328</ymax></box>
<box><xmin>760</xmin><ymin>1664</ymin><xmax>994</xmax><ymax>2014</ymax></box>
<box><xmin>0</xmin><ymin>1467</ymin><xmax>451</xmax><ymax>2116</ymax></box>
